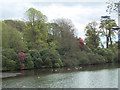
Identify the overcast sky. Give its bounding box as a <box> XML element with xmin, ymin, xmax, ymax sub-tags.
<box><xmin>0</xmin><ymin>0</ymin><xmax>118</xmax><ymax>43</ymax></box>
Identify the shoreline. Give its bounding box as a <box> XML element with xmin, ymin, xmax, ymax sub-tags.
<box><xmin>1</xmin><ymin>72</ymin><xmax>21</xmax><ymax>79</ymax></box>
<box><xmin>1</xmin><ymin>63</ymin><xmax>119</xmax><ymax>79</ymax></box>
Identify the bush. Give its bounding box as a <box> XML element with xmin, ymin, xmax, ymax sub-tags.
<box><xmin>29</xmin><ymin>50</ymin><xmax>41</xmax><ymax>58</ymax></box>
<box><xmin>44</xmin><ymin>57</ymin><xmax>52</xmax><ymax>67</ymax></box>
<box><xmin>7</xmin><ymin>60</ymin><xmax>16</xmax><ymax>70</ymax></box>
<box><xmin>79</xmin><ymin>51</ymin><xmax>90</xmax><ymax>65</ymax></box>
<box><xmin>2</xmin><ymin>55</ymin><xmax>8</xmax><ymax>70</ymax></box>
<box><xmin>94</xmin><ymin>48</ymin><xmax>114</xmax><ymax>63</ymax></box>
<box><xmin>88</xmin><ymin>53</ymin><xmax>106</xmax><ymax>64</ymax></box>
<box><xmin>78</xmin><ymin>51</ymin><xmax>106</xmax><ymax>65</ymax></box>
<box><xmin>40</xmin><ymin>48</ymin><xmax>63</xmax><ymax>68</ymax></box>
<box><xmin>24</xmin><ymin>53</ymin><xmax>34</xmax><ymax>69</ymax></box>
<box><xmin>2</xmin><ymin>55</ymin><xmax>16</xmax><ymax>70</ymax></box>
<box><xmin>34</xmin><ymin>58</ymin><xmax>43</xmax><ymax>68</ymax></box>
<box><xmin>54</xmin><ymin>63</ymin><xmax>60</xmax><ymax>68</ymax></box>
<box><xmin>29</xmin><ymin>50</ymin><xmax>42</xmax><ymax>68</ymax></box>
<box><xmin>2</xmin><ymin>49</ymin><xmax>18</xmax><ymax>61</ymax></box>
<box><xmin>2</xmin><ymin>49</ymin><xmax>18</xmax><ymax>70</ymax></box>
<box><xmin>62</xmin><ymin>56</ymin><xmax>77</xmax><ymax>67</ymax></box>
<box><xmin>79</xmin><ymin>56</ymin><xmax>90</xmax><ymax>65</ymax></box>
<box><xmin>109</xmin><ymin>47</ymin><xmax>118</xmax><ymax>62</ymax></box>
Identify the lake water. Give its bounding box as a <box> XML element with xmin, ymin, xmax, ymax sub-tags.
<box><xmin>2</xmin><ymin>63</ymin><xmax>119</xmax><ymax>88</ymax></box>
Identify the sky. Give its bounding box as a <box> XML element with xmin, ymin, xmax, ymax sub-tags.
<box><xmin>0</xmin><ymin>0</ymin><xmax>118</xmax><ymax>45</ymax></box>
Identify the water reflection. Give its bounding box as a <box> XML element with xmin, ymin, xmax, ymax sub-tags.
<box><xmin>2</xmin><ymin>63</ymin><xmax>119</xmax><ymax>88</ymax></box>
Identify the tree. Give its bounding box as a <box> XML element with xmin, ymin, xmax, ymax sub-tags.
<box><xmin>2</xmin><ymin>21</ymin><xmax>26</xmax><ymax>49</ymax></box>
<box><xmin>52</xmin><ymin>18</ymin><xmax>80</xmax><ymax>66</ymax></box>
<box><xmin>106</xmin><ymin>0</ymin><xmax>119</xmax><ymax>14</ymax></box>
<box><xmin>4</xmin><ymin>20</ymin><xmax>26</xmax><ymax>32</ymax></box>
<box><xmin>84</xmin><ymin>22</ymin><xmax>100</xmax><ymax>50</ymax></box>
<box><xmin>99</xmin><ymin>18</ymin><xmax>117</xmax><ymax>48</ymax></box>
<box><xmin>25</xmin><ymin>8</ymin><xmax>47</xmax><ymax>27</ymax></box>
<box><xmin>24</xmin><ymin>8</ymin><xmax>48</xmax><ymax>49</ymax></box>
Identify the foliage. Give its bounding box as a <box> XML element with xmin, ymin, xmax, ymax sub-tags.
<box><xmin>1</xmin><ymin>8</ymin><xmax>119</xmax><ymax>71</ymax></box>
<box><xmin>53</xmin><ymin>18</ymin><xmax>81</xmax><ymax>66</ymax></box>
<box><xmin>39</xmin><ymin>47</ymin><xmax>63</xmax><ymax>68</ymax></box>
<box><xmin>106</xmin><ymin>0</ymin><xmax>119</xmax><ymax>14</ymax></box>
<box><xmin>79</xmin><ymin>51</ymin><xmax>90</xmax><ymax>65</ymax></box>
<box><xmin>94</xmin><ymin>47</ymin><xmax>114</xmax><ymax>63</ymax></box>
<box><xmin>2</xmin><ymin>22</ymin><xmax>26</xmax><ymax>49</ymax></box>
<box><xmin>24</xmin><ymin>53</ymin><xmax>34</xmax><ymax>69</ymax></box>
<box><xmin>99</xmin><ymin>18</ymin><xmax>117</xmax><ymax>48</ymax></box>
<box><xmin>29</xmin><ymin>50</ymin><xmax>43</xmax><ymax>68</ymax></box>
<box><xmin>4</xmin><ymin>20</ymin><xmax>26</xmax><ymax>32</ymax></box>
<box><xmin>85</xmin><ymin>22</ymin><xmax>100</xmax><ymax>50</ymax></box>
<box><xmin>108</xmin><ymin>44</ymin><xmax>119</xmax><ymax>62</ymax></box>
<box><xmin>2</xmin><ymin>55</ymin><xmax>16</xmax><ymax>70</ymax></box>
<box><xmin>88</xmin><ymin>53</ymin><xmax>106</xmax><ymax>64</ymax></box>
<box><xmin>54</xmin><ymin>63</ymin><xmax>60</xmax><ymax>68</ymax></box>
<box><xmin>2</xmin><ymin>49</ymin><xmax>18</xmax><ymax>61</ymax></box>
<box><xmin>24</xmin><ymin>8</ymin><xmax>48</xmax><ymax>50</ymax></box>
<box><xmin>25</xmin><ymin>8</ymin><xmax>47</xmax><ymax>24</ymax></box>
<box><xmin>78</xmin><ymin>51</ymin><xmax>106</xmax><ymax>65</ymax></box>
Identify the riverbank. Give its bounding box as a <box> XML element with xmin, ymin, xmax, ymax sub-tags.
<box><xmin>1</xmin><ymin>63</ymin><xmax>119</xmax><ymax>79</ymax></box>
<box><xmin>1</xmin><ymin>73</ymin><xmax>21</xmax><ymax>79</ymax></box>
<box><xmin>2</xmin><ymin>63</ymin><xmax>119</xmax><ymax>88</ymax></box>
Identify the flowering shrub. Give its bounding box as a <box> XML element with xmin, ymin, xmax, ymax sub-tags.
<box><xmin>78</xmin><ymin>37</ymin><xmax>85</xmax><ymax>51</ymax></box>
<box><xmin>16</xmin><ymin>46</ymin><xmax>26</xmax><ymax>70</ymax></box>
<box><xmin>18</xmin><ymin>53</ymin><xmax>26</xmax><ymax>62</ymax></box>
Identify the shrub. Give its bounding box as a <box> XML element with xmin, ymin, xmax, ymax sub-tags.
<box><xmin>34</xmin><ymin>58</ymin><xmax>43</xmax><ymax>68</ymax></box>
<box><xmin>94</xmin><ymin>48</ymin><xmax>114</xmax><ymax>63</ymax></box>
<box><xmin>79</xmin><ymin>51</ymin><xmax>90</xmax><ymax>65</ymax></box>
<box><xmin>44</xmin><ymin>57</ymin><xmax>52</xmax><ymax>67</ymax></box>
<box><xmin>110</xmin><ymin>47</ymin><xmax>118</xmax><ymax>62</ymax></box>
<box><xmin>2</xmin><ymin>55</ymin><xmax>16</xmax><ymax>70</ymax></box>
<box><xmin>7</xmin><ymin>60</ymin><xmax>16</xmax><ymax>70</ymax></box>
<box><xmin>88</xmin><ymin>53</ymin><xmax>106</xmax><ymax>64</ymax></box>
<box><xmin>2</xmin><ymin>55</ymin><xmax>8</xmax><ymax>70</ymax></box>
<box><xmin>29</xmin><ymin>50</ymin><xmax>41</xmax><ymax>58</ymax></box>
<box><xmin>63</xmin><ymin>56</ymin><xmax>77</xmax><ymax>67</ymax></box>
<box><xmin>2</xmin><ymin>49</ymin><xmax>25</xmax><ymax>70</ymax></box>
<box><xmin>40</xmin><ymin>48</ymin><xmax>63</xmax><ymax>68</ymax></box>
<box><xmin>24</xmin><ymin>53</ymin><xmax>34</xmax><ymax>69</ymax></box>
<box><xmin>79</xmin><ymin>56</ymin><xmax>90</xmax><ymax>65</ymax></box>
<box><xmin>54</xmin><ymin>63</ymin><xmax>60</xmax><ymax>68</ymax></box>
<box><xmin>2</xmin><ymin>49</ymin><xmax>17</xmax><ymax>61</ymax></box>
<box><xmin>29</xmin><ymin>50</ymin><xmax>42</xmax><ymax>68</ymax></box>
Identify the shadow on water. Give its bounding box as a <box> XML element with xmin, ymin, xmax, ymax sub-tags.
<box><xmin>2</xmin><ymin>63</ymin><xmax>119</xmax><ymax>88</ymax></box>
<box><xmin>33</xmin><ymin>63</ymin><xmax>119</xmax><ymax>74</ymax></box>
<box><xmin>3</xmin><ymin>63</ymin><xmax>119</xmax><ymax>78</ymax></box>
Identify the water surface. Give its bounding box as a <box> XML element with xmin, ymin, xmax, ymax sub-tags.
<box><xmin>2</xmin><ymin>63</ymin><xmax>119</xmax><ymax>88</ymax></box>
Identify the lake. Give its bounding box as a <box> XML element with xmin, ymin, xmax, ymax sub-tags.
<box><xmin>2</xmin><ymin>63</ymin><xmax>119</xmax><ymax>88</ymax></box>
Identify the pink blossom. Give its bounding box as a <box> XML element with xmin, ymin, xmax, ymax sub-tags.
<box><xmin>18</xmin><ymin>52</ymin><xmax>26</xmax><ymax>70</ymax></box>
<box><xmin>21</xmin><ymin>66</ymin><xmax>24</xmax><ymax>69</ymax></box>
<box><xmin>21</xmin><ymin>63</ymin><xmax>24</xmax><ymax>66</ymax></box>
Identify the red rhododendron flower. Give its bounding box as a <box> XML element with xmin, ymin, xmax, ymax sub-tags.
<box><xmin>21</xmin><ymin>63</ymin><xmax>24</xmax><ymax>66</ymax></box>
<box><xmin>21</xmin><ymin>66</ymin><xmax>24</xmax><ymax>69</ymax></box>
<box><xmin>78</xmin><ymin>37</ymin><xmax>85</xmax><ymax>51</ymax></box>
<box><xmin>18</xmin><ymin>52</ymin><xmax>26</xmax><ymax>70</ymax></box>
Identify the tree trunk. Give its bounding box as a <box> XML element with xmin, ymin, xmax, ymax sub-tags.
<box><xmin>109</xmin><ymin>30</ymin><xmax>112</xmax><ymax>47</ymax></box>
<box><xmin>106</xmin><ymin>36</ymin><xmax>109</xmax><ymax>48</ymax></box>
<box><xmin>110</xmin><ymin>36</ymin><xmax>112</xmax><ymax>47</ymax></box>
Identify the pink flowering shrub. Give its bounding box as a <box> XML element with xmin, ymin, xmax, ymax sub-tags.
<box><xmin>18</xmin><ymin>53</ymin><xmax>26</xmax><ymax>62</ymax></box>
<box><xmin>78</xmin><ymin>37</ymin><xmax>85</xmax><ymax>51</ymax></box>
<box><xmin>16</xmin><ymin>46</ymin><xmax>26</xmax><ymax>70</ymax></box>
